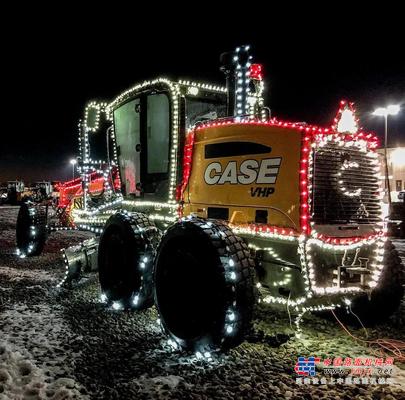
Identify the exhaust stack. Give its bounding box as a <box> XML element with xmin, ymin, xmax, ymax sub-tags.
<box><xmin>220</xmin><ymin>46</ymin><xmax>270</xmax><ymax>120</ymax></box>
<box><xmin>220</xmin><ymin>45</ymin><xmax>255</xmax><ymax>118</ymax></box>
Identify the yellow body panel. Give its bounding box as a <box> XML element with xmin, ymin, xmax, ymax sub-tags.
<box><xmin>183</xmin><ymin>124</ymin><xmax>302</xmax><ymax>229</ymax></box>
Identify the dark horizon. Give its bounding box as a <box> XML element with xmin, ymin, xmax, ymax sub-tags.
<box><xmin>3</xmin><ymin>10</ymin><xmax>405</xmax><ymax>183</ymax></box>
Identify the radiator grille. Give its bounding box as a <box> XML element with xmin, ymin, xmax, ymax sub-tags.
<box><xmin>312</xmin><ymin>144</ymin><xmax>381</xmax><ymax>224</ymax></box>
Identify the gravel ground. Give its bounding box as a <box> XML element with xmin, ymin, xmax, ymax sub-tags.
<box><xmin>1</xmin><ymin>206</ymin><xmax>404</xmax><ymax>400</ymax></box>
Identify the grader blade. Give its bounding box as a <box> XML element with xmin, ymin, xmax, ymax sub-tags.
<box><xmin>58</xmin><ymin>238</ymin><xmax>99</xmax><ymax>287</ymax></box>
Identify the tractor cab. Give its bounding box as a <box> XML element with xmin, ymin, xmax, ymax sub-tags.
<box><xmin>110</xmin><ymin>81</ymin><xmax>227</xmax><ymax>202</ymax></box>
<box><xmin>7</xmin><ymin>180</ymin><xmax>25</xmax><ymax>192</ymax></box>
<box><xmin>7</xmin><ymin>180</ymin><xmax>25</xmax><ymax>204</ymax></box>
<box><xmin>81</xmin><ymin>80</ymin><xmax>228</xmax><ymax>207</ymax></box>
<box><xmin>80</xmin><ymin>46</ymin><xmax>263</xmax><ymax>209</ymax></box>
<box><xmin>34</xmin><ymin>181</ymin><xmax>52</xmax><ymax>198</ymax></box>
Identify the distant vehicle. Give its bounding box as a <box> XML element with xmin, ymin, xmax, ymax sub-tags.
<box><xmin>7</xmin><ymin>181</ymin><xmax>25</xmax><ymax>205</ymax></box>
<box><xmin>387</xmin><ymin>202</ymin><xmax>405</xmax><ymax>238</ymax></box>
<box><xmin>32</xmin><ymin>181</ymin><xmax>53</xmax><ymax>202</ymax></box>
<box><xmin>2</xmin><ymin>181</ymin><xmax>50</xmax><ymax>205</ymax></box>
<box><xmin>0</xmin><ymin>189</ymin><xmax>7</xmax><ymax>205</ymax></box>
<box><xmin>50</xmin><ymin>181</ymin><xmax>62</xmax><ymax>205</ymax></box>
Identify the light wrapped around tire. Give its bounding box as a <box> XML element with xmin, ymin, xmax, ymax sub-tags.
<box><xmin>154</xmin><ymin>217</ymin><xmax>257</xmax><ymax>353</ymax></box>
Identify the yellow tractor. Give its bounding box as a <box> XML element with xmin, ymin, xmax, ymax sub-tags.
<box><xmin>16</xmin><ymin>45</ymin><xmax>404</xmax><ymax>353</ymax></box>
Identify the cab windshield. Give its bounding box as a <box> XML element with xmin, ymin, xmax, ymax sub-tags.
<box><xmin>185</xmin><ymin>97</ymin><xmax>227</xmax><ymax>130</ymax></box>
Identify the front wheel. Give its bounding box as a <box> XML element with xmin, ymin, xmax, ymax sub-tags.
<box><xmin>154</xmin><ymin>218</ymin><xmax>257</xmax><ymax>353</ymax></box>
<box><xmin>98</xmin><ymin>212</ymin><xmax>160</xmax><ymax>310</ymax></box>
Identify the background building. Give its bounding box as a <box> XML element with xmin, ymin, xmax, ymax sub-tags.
<box><xmin>377</xmin><ymin>147</ymin><xmax>405</xmax><ymax>203</ymax></box>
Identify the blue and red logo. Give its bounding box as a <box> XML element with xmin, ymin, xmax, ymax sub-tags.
<box><xmin>294</xmin><ymin>357</ymin><xmax>321</xmax><ymax>376</ymax></box>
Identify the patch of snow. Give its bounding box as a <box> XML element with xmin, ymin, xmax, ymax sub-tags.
<box><xmin>0</xmin><ymin>266</ymin><xmax>57</xmax><ymax>283</ymax></box>
<box><xmin>0</xmin><ymin>342</ymin><xmax>87</xmax><ymax>399</ymax></box>
<box><xmin>132</xmin><ymin>374</ymin><xmax>190</xmax><ymax>394</ymax></box>
<box><xmin>1</xmin><ymin>304</ymin><xmax>81</xmax><ymax>363</ymax></box>
<box><xmin>0</xmin><ymin>303</ymin><xmax>87</xmax><ymax>398</ymax></box>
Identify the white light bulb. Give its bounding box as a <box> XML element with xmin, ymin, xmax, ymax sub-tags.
<box><xmin>373</xmin><ymin>107</ymin><xmax>387</xmax><ymax>116</ymax></box>
<box><xmin>387</xmin><ymin>104</ymin><xmax>400</xmax><ymax>115</ymax></box>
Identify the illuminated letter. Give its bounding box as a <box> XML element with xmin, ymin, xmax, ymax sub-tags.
<box><xmin>238</xmin><ymin>159</ymin><xmax>259</xmax><ymax>184</ymax></box>
<box><xmin>204</xmin><ymin>162</ymin><xmax>222</xmax><ymax>185</ymax></box>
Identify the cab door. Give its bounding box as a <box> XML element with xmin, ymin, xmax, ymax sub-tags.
<box><xmin>113</xmin><ymin>92</ymin><xmax>171</xmax><ymax>201</ymax></box>
<box><xmin>141</xmin><ymin>93</ymin><xmax>170</xmax><ymax>201</ymax></box>
<box><xmin>114</xmin><ymin>98</ymin><xmax>141</xmax><ymax>196</ymax></box>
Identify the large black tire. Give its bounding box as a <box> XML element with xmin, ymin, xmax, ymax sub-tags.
<box><xmin>348</xmin><ymin>241</ymin><xmax>404</xmax><ymax>325</ymax></box>
<box><xmin>16</xmin><ymin>202</ymin><xmax>48</xmax><ymax>257</ymax></box>
<box><xmin>98</xmin><ymin>211</ymin><xmax>160</xmax><ymax>310</ymax></box>
<box><xmin>154</xmin><ymin>218</ymin><xmax>257</xmax><ymax>353</ymax></box>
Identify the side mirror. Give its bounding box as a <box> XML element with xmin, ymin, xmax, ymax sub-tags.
<box><xmin>82</xmin><ymin>102</ymin><xmax>112</xmax><ymax>164</ymax></box>
<box><xmin>84</xmin><ymin>106</ymin><xmax>100</xmax><ymax>132</ymax></box>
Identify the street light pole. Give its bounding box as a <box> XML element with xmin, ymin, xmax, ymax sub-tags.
<box><xmin>373</xmin><ymin>105</ymin><xmax>400</xmax><ymax>210</ymax></box>
<box><xmin>70</xmin><ymin>159</ymin><xmax>77</xmax><ymax>180</ymax></box>
<box><xmin>383</xmin><ymin>113</ymin><xmax>392</xmax><ymax>206</ymax></box>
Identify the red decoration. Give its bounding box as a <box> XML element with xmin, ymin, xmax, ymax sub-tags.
<box><xmin>189</xmin><ymin>100</ymin><xmax>381</xmax><ymax>240</ymax></box>
<box><xmin>300</xmin><ymin>132</ymin><xmax>312</xmax><ymax>234</ymax></box>
<box><xmin>314</xmin><ymin>232</ymin><xmax>385</xmax><ymax>245</ymax></box>
<box><xmin>177</xmin><ymin>132</ymin><xmax>195</xmax><ymax>203</ymax></box>
<box><xmin>193</xmin><ymin>107</ymin><xmax>378</xmax><ymax>150</ymax></box>
<box><xmin>57</xmin><ymin>166</ymin><xmax>120</xmax><ymax>218</ymax></box>
<box><xmin>249</xmin><ymin>63</ymin><xmax>263</xmax><ymax>80</ymax></box>
<box><xmin>235</xmin><ymin>223</ymin><xmax>298</xmax><ymax>237</ymax></box>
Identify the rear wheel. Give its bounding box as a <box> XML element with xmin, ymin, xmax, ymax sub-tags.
<box><xmin>154</xmin><ymin>218</ymin><xmax>257</xmax><ymax>352</ymax></box>
<box><xmin>16</xmin><ymin>202</ymin><xmax>48</xmax><ymax>257</ymax></box>
<box><xmin>98</xmin><ymin>212</ymin><xmax>159</xmax><ymax>310</ymax></box>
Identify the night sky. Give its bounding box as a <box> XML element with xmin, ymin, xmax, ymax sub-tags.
<box><xmin>3</xmin><ymin>9</ymin><xmax>405</xmax><ymax>183</ymax></box>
